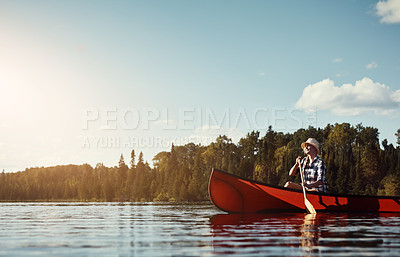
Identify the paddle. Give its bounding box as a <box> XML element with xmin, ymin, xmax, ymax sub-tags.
<box><xmin>299</xmin><ymin>161</ymin><xmax>317</xmax><ymax>214</ymax></box>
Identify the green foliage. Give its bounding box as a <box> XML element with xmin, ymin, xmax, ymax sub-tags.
<box><xmin>1</xmin><ymin>123</ymin><xmax>400</xmax><ymax>201</ymax></box>
<box><xmin>396</xmin><ymin>129</ymin><xmax>400</xmax><ymax>146</ymax></box>
<box><xmin>379</xmin><ymin>174</ymin><xmax>400</xmax><ymax>196</ymax></box>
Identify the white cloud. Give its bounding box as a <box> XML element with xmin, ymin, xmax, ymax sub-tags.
<box><xmin>295</xmin><ymin>77</ymin><xmax>400</xmax><ymax>116</ymax></box>
<box><xmin>366</xmin><ymin>61</ymin><xmax>378</xmax><ymax>69</ymax></box>
<box><xmin>376</xmin><ymin>0</ymin><xmax>400</xmax><ymax>24</ymax></box>
<box><xmin>393</xmin><ymin>89</ymin><xmax>400</xmax><ymax>102</ymax></box>
<box><xmin>332</xmin><ymin>58</ymin><xmax>343</xmax><ymax>63</ymax></box>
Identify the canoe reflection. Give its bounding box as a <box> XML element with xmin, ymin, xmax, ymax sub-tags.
<box><xmin>210</xmin><ymin>213</ymin><xmax>321</xmax><ymax>255</ymax></box>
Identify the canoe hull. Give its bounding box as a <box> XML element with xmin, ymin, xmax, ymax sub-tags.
<box><xmin>208</xmin><ymin>168</ymin><xmax>400</xmax><ymax>213</ymax></box>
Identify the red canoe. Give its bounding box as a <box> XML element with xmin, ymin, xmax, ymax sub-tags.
<box><xmin>208</xmin><ymin>168</ymin><xmax>400</xmax><ymax>213</ymax></box>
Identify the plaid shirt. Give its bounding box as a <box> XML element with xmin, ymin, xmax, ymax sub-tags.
<box><xmin>301</xmin><ymin>156</ymin><xmax>328</xmax><ymax>193</ymax></box>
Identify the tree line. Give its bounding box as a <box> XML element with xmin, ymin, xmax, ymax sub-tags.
<box><xmin>1</xmin><ymin>123</ymin><xmax>400</xmax><ymax>202</ymax></box>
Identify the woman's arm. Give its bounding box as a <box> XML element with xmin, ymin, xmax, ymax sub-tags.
<box><xmin>304</xmin><ymin>180</ymin><xmax>323</xmax><ymax>189</ymax></box>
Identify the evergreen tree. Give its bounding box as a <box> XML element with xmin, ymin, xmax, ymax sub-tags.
<box><xmin>118</xmin><ymin>154</ymin><xmax>128</xmax><ymax>170</ymax></box>
<box><xmin>130</xmin><ymin>149</ymin><xmax>136</xmax><ymax>170</ymax></box>
<box><xmin>2</xmin><ymin>123</ymin><xmax>400</xmax><ymax>201</ymax></box>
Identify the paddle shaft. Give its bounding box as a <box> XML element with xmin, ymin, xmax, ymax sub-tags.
<box><xmin>299</xmin><ymin>160</ymin><xmax>317</xmax><ymax>214</ymax></box>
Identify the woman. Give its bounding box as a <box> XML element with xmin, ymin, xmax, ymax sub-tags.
<box><xmin>284</xmin><ymin>138</ymin><xmax>328</xmax><ymax>193</ymax></box>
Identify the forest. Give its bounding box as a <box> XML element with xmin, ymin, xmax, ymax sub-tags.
<box><xmin>1</xmin><ymin>123</ymin><xmax>400</xmax><ymax>202</ymax></box>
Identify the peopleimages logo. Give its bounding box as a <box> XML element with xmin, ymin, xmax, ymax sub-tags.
<box><xmin>81</xmin><ymin>106</ymin><xmax>318</xmax><ymax>149</ymax></box>
<box><xmin>82</xmin><ymin>106</ymin><xmax>317</xmax><ymax>131</ymax></box>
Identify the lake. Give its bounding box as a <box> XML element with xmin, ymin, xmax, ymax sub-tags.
<box><xmin>1</xmin><ymin>202</ymin><xmax>400</xmax><ymax>256</ymax></box>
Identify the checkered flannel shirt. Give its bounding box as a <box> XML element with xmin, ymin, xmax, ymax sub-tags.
<box><xmin>300</xmin><ymin>156</ymin><xmax>328</xmax><ymax>193</ymax></box>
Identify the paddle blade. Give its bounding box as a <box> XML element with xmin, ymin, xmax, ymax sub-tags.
<box><xmin>305</xmin><ymin>199</ymin><xmax>316</xmax><ymax>214</ymax></box>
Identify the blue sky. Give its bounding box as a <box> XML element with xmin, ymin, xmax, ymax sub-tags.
<box><xmin>1</xmin><ymin>0</ymin><xmax>400</xmax><ymax>171</ymax></box>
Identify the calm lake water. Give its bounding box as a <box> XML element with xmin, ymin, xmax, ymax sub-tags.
<box><xmin>1</xmin><ymin>202</ymin><xmax>400</xmax><ymax>256</ymax></box>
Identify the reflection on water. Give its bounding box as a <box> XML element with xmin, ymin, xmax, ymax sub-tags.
<box><xmin>1</xmin><ymin>202</ymin><xmax>400</xmax><ymax>256</ymax></box>
<box><xmin>210</xmin><ymin>213</ymin><xmax>310</xmax><ymax>256</ymax></box>
<box><xmin>210</xmin><ymin>212</ymin><xmax>400</xmax><ymax>256</ymax></box>
<box><xmin>300</xmin><ymin>214</ymin><xmax>318</xmax><ymax>255</ymax></box>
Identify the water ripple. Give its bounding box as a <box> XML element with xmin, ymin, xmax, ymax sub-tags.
<box><xmin>1</xmin><ymin>203</ymin><xmax>400</xmax><ymax>256</ymax></box>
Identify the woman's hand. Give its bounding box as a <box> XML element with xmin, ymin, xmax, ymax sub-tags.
<box><xmin>289</xmin><ymin>156</ymin><xmax>303</xmax><ymax>176</ymax></box>
<box><xmin>296</xmin><ymin>156</ymin><xmax>302</xmax><ymax>166</ymax></box>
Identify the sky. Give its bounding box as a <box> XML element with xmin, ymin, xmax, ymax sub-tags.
<box><xmin>1</xmin><ymin>0</ymin><xmax>400</xmax><ymax>172</ymax></box>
